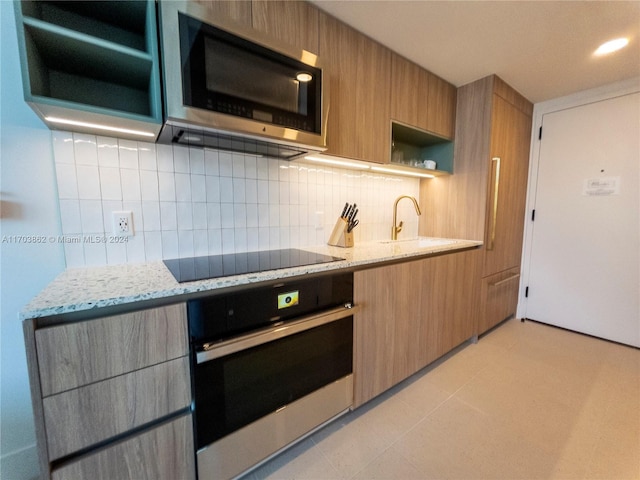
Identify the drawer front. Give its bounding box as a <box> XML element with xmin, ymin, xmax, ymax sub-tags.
<box><xmin>36</xmin><ymin>303</ymin><xmax>187</xmax><ymax>396</ymax></box>
<box><xmin>43</xmin><ymin>356</ymin><xmax>191</xmax><ymax>461</ymax></box>
<box><xmin>51</xmin><ymin>413</ymin><xmax>195</xmax><ymax>480</ymax></box>
<box><xmin>480</xmin><ymin>268</ymin><xmax>521</xmax><ymax>334</ymax></box>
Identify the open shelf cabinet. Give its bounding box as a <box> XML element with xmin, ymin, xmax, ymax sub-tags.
<box><xmin>14</xmin><ymin>0</ymin><xmax>162</xmax><ymax>140</ymax></box>
<box><xmin>391</xmin><ymin>122</ymin><xmax>454</xmax><ymax>175</ymax></box>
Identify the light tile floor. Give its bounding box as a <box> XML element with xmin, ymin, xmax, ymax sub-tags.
<box><xmin>244</xmin><ymin>319</ymin><xmax>640</xmax><ymax>480</ymax></box>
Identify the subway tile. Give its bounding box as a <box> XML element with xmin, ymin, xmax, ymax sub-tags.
<box><xmin>55</xmin><ymin>163</ymin><xmax>79</xmax><ymax>199</ymax></box>
<box><xmin>234</xmin><ymin>227</ymin><xmax>248</xmax><ymax>252</ymax></box>
<box><xmin>101</xmin><ymin>200</ymin><xmax>123</xmax><ymax>233</ymax></box>
<box><xmin>99</xmin><ymin>167</ymin><xmax>122</xmax><ymax>201</ymax></box>
<box><xmin>79</xmin><ymin>200</ymin><xmax>104</xmax><ymax>233</ymax></box>
<box><xmin>143</xmin><ymin>231</ymin><xmax>163</xmax><ymax>261</ymax></box>
<box><xmin>63</xmin><ymin>241</ymin><xmax>84</xmax><ymax>268</ymax></box>
<box><xmin>175</xmin><ymin>173</ymin><xmax>192</xmax><ymax>202</ymax></box>
<box><xmin>268</xmin><ymin>161</ymin><xmax>280</xmax><ymax>181</ymax></box>
<box><xmin>156</xmin><ymin>144</ymin><xmax>175</xmax><ymax>172</ymax></box>
<box><xmin>73</xmin><ymin>133</ymin><xmax>98</xmax><ymax>165</ymax></box>
<box><xmin>258</xmin><ymin>203</ymin><xmax>270</xmax><ymax>228</ymax></box>
<box><xmin>191</xmin><ymin>175</ymin><xmax>206</xmax><ymax>202</ymax></box>
<box><xmin>219</xmin><ymin>152</ymin><xmax>233</xmax><ymax>177</ymax></box>
<box><xmin>138</xmin><ymin>142</ymin><xmax>157</xmax><ymax>171</ymax></box>
<box><xmin>245</xmin><ymin>179</ymin><xmax>258</xmax><ymax>204</ymax></box>
<box><xmin>268</xmin><ymin>180</ymin><xmax>279</xmax><ymax>204</ymax></box>
<box><xmin>219</xmin><ymin>176</ymin><xmax>234</xmax><ymax>200</ymax></box>
<box><xmin>220</xmin><ymin>203</ymin><xmax>234</xmax><ymax>229</ymax></box>
<box><xmin>207</xmin><ymin>228</ymin><xmax>222</xmax><ymax>255</ymax></box>
<box><xmin>173</xmin><ymin>145</ymin><xmax>190</xmax><ymax>173</ymax></box>
<box><xmin>244</xmin><ymin>155</ymin><xmax>257</xmax><ymax>179</ymax></box>
<box><xmin>257</xmin><ymin>159</ymin><xmax>269</xmax><ymax>180</ymax></box>
<box><xmin>233</xmin><ymin>203</ymin><xmax>247</xmax><ymax>228</ymax></box>
<box><xmin>246</xmin><ymin>227</ymin><xmax>259</xmax><ymax>251</ymax></box>
<box><xmin>257</xmin><ymin>179</ymin><xmax>269</xmax><ymax>204</ymax></box>
<box><xmin>52</xmin><ymin>131</ymin><xmax>75</xmax><ymax>164</ymax></box>
<box><xmin>279</xmin><ymin>204</ymin><xmax>290</xmax><ymax>227</ymax></box>
<box><xmin>97</xmin><ymin>137</ymin><xmax>119</xmax><ymax>167</ymax></box>
<box><xmin>105</xmin><ymin>241</ymin><xmax>128</xmax><ymax>265</ymax></box>
<box><xmin>142</xmin><ymin>201</ymin><xmax>161</xmax><ymax>232</ymax></box>
<box><xmin>207</xmin><ymin>203</ymin><xmax>222</xmax><ymax>229</ymax></box>
<box><xmin>158</xmin><ymin>172</ymin><xmax>176</xmax><ymax>201</ymax></box>
<box><xmin>232</xmin><ymin>154</ymin><xmax>245</xmax><ymax>178</ymax></box>
<box><xmin>258</xmin><ymin>227</ymin><xmax>270</xmax><ymax>250</ymax></box>
<box><xmin>118</xmin><ymin>139</ymin><xmax>139</xmax><ymax>169</ymax></box>
<box><xmin>178</xmin><ymin>230</ymin><xmax>195</xmax><ymax>257</ymax></box>
<box><xmin>76</xmin><ymin>165</ymin><xmax>101</xmax><ymax>199</ymax></box>
<box><xmin>193</xmin><ymin>230</ymin><xmax>208</xmax><ymax>256</ymax></box>
<box><xmin>160</xmin><ymin>202</ymin><xmax>178</xmax><ymax>231</ymax></box>
<box><xmin>125</xmin><ymin>235</ymin><xmax>146</xmax><ymax>264</ymax></box>
<box><xmin>193</xmin><ymin>203</ymin><xmax>208</xmax><ymax>230</ymax></box>
<box><xmin>279</xmin><ymin>181</ymin><xmax>290</xmax><ymax>204</ymax></box>
<box><xmin>204</xmin><ymin>149</ymin><xmax>219</xmax><ymax>175</ymax></box>
<box><xmin>246</xmin><ymin>204</ymin><xmax>259</xmax><ymax>228</ymax></box>
<box><xmin>205</xmin><ymin>176</ymin><xmax>221</xmax><ymax>203</ymax></box>
<box><xmin>189</xmin><ymin>148</ymin><xmax>205</xmax><ymax>174</ymax></box>
<box><xmin>221</xmin><ymin>228</ymin><xmax>235</xmax><ymax>254</ymax></box>
<box><xmin>269</xmin><ymin>226</ymin><xmax>280</xmax><ymax>249</ymax></box>
<box><xmin>161</xmin><ymin>231</ymin><xmax>179</xmax><ymax>259</ymax></box>
<box><xmin>60</xmin><ymin>200</ymin><xmax>82</xmax><ymax>235</ymax></box>
<box><xmin>177</xmin><ymin>202</ymin><xmax>194</xmax><ymax>231</ymax></box>
<box><xmin>232</xmin><ymin>177</ymin><xmax>246</xmax><ymax>203</ymax></box>
<box><xmin>140</xmin><ymin>170</ymin><xmax>159</xmax><ymax>202</ymax></box>
<box><xmin>83</xmin><ymin>242</ymin><xmax>107</xmax><ymax>266</ymax></box>
<box><xmin>122</xmin><ymin>201</ymin><xmax>143</xmax><ymax>234</ymax></box>
<box><xmin>120</xmin><ymin>169</ymin><xmax>141</xmax><ymax>201</ymax></box>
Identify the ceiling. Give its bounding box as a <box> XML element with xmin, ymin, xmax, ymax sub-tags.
<box><xmin>309</xmin><ymin>0</ymin><xmax>640</xmax><ymax>103</ymax></box>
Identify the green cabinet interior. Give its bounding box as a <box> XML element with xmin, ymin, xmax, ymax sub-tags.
<box><xmin>391</xmin><ymin>122</ymin><xmax>453</xmax><ymax>175</ymax></box>
<box><xmin>14</xmin><ymin>0</ymin><xmax>162</xmax><ymax>138</ymax></box>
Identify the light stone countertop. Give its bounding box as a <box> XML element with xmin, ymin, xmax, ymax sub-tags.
<box><xmin>21</xmin><ymin>237</ymin><xmax>482</xmax><ymax>320</ymax></box>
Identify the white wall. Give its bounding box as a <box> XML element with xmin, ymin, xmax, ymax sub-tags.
<box><xmin>0</xmin><ymin>2</ymin><xmax>66</xmax><ymax>478</ymax></box>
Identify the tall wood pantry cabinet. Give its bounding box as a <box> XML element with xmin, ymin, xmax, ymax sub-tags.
<box><xmin>419</xmin><ymin>75</ymin><xmax>533</xmax><ymax>335</ymax></box>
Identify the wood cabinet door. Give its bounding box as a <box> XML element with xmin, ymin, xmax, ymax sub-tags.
<box><xmin>51</xmin><ymin>414</ymin><xmax>195</xmax><ymax>480</ymax></box>
<box><xmin>426</xmin><ymin>72</ymin><xmax>457</xmax><ymax>139</ymax></box>
<box><xmin>483</xmin><ymin>94</ymin><xmax>532</xmax><ymax>276</ymax></box>
<box><xmin>252</xmin><ymin>0</ymin><xmax>319</xmax><ymax>53</ymax></box>
<box><xmin>36</xmin><ymin>303</ymin><xmax>188</xmax><ymax>396</ymax></box>
<box><xmin>354</xmin><ymin>260</ymin><xmax>424</xmax><ymax>407</ymax></box>
<box><xmin>390</xmin><ymin>55</ymin><xmax>429</xmax><ymax>131</ymax></box>
<box><xmin>320</xmin><ymin>13</ymin><xmax>391</xmax><ymax>163</ymax></box>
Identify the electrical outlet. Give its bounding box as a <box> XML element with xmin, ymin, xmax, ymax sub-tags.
<box><xmin>112</xmin><ymin>211</ymin><xmax>134</xmax><ymax>236</ymax></box>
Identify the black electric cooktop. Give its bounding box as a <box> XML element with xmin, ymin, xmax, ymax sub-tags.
<box><xmin>164</xmin><ymin>248</ymin><xmax>345</xmax><ymax>283</ymax></box>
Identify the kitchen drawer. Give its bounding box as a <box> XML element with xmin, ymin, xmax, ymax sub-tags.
<box><xmin>36</xmin><ymin>303</ymin><xmax>187</xmax><ymax>396</ymax></box>
<box><xmin>479</xmin><ymin>268</ymin><xmax>521</xmax><ymax>335</ymax></box>
<box><xmin>51</xmin><ymin>413</ymin><xmax>195</xmax><ymax>480</ymax></box>
<box><xmin>43</xmin><ymin>356</ymin><xmax>190</xmax><ymax>461</ymax></box>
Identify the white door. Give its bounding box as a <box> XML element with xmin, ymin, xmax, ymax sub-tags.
<box><xmin>525</xmin><ymin>92</ymin><xmax>640</xmax><ymax>347</ymax></box>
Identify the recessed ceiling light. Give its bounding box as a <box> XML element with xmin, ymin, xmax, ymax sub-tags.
<box><xmin>594</xmin><ymin>38</ymin><xmax>629</xmax><ymax>56</ymax></box>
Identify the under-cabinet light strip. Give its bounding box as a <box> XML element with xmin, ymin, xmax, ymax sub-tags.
<box><xmin>371</xmin><ymin>166</ymin><xmax>435</xmax><ymax>179</ymax></box>
<box><xmin>44</xmin><ymin>117</ymin><xmax>156</xmax><ymax>138</ymax></box>
<box><xmin>304</xmin><ymin>155</ymin><xmax>370</xmax><ymax>170</ymax></box>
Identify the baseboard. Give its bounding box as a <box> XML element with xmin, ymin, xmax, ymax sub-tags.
<box><xmin>1</xmin><ymin>443</ymin><xmax>40</xmax><ymax>480</ymax></box>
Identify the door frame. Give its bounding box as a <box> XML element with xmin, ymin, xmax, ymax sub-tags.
<box><xmin>518</xmin><ymin>76</ymin><xmax>640</xmax><ymax>319</ymax></box>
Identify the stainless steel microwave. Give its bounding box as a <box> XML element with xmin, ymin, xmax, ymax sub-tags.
<box><xmin>157</xmin><ymin>1</ymin><xmax>328</xmax><ymax>159</ymax></box>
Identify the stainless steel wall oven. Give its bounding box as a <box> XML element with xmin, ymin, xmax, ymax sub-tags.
<box><xmin>187</xmin><ymin>272</ymin><xmax>354</xmax><ymax>479</ymax></box>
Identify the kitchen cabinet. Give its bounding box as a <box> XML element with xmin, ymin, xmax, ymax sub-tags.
<box><xmin>353</xmin><ymin>248</ymin><xmax>480</xmax><ymax>407</ymax></box>
<box><xmin>13</xmin><ymin>0</ymin><xmax>162</xmax><ymax>140</ymax></box>
<box><xmin>252</xmin><ymin>0</ymin><xmax>319</xmax><ymax>54</ymax></box>
<box><xmin>389</xmin><ymin>55</ymin><xmax>456</xmax><ymax>174</ymax></box>
<box><xmin>319</xmin><ymin>12</ymin><xmax>392</xmax><ymax>164</ymax></box>
<box><xmin>193</xmin><ymin>0</ymin><xmax>252</xmax><ymax>27</ymax></box>
<box><xmin>23</xmin><ymin>303</ymin><xmax>194</xmax><ymax>480</ymax></box>
<box><xmin>390</xmin><ymin>56</ymin><xmax>456</xmax><ymax>140</ymax></box>
<box><xmin>419</xmin><ymin>75</ymin><xmax>532</xmax><ymax>335</ymax></box>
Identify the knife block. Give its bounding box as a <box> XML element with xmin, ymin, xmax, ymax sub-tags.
<box><xmin>327</xmin><ymin>218</ymin><xmax>354</xmax><ymax>248</ymax></box>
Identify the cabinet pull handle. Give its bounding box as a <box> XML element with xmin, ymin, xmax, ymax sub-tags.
<box><xmin>489</xmin><ymin>273</ymin><xmax>520</xmax><ymax>287</ymax></box>
<box><xmin>487</xmin><ymin>156</ymin><xmax>501</xmax><ymax>251</ymax></box>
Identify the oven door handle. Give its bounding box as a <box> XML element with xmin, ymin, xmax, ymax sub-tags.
<box><xmin>196</xmin><ymin>304</ymin><xmax>359</xmax><ymax>364</ymax></box>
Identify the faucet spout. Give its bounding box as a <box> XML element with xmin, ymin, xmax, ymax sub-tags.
<box><xmin>391</xmin><ymin>195</ymin><xmax>421</xmax><ymax>240</ymax></box>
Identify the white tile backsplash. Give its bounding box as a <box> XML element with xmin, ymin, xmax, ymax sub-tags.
<box><xmin>52</xmin><ymin>132</ymin><xmax>421</xmax><ymax>266</ymax></box>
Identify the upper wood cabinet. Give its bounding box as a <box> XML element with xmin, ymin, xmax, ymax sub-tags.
<box><xmin>192</xmin><ymin>0</ymin><xmax>252</xmax><ymax>26</ymax></box>
<box><xmin>390</xmin><ymin>55</ymin><xmax>430</xmax><ymax>131</ymax></box>
<box><xmin>390</xmin><ymin>56</ymin><xmax>456</xmax><ymax>140</ymax></box>
<box><xmin>319</xmin><ymin>12</ymin><xmax>392</xmax><ymax>164</ymax></box>
<box><xmin>252</xmin><ymin>0</ymin><xmax>319</xmax><ymax>54</ymax></box>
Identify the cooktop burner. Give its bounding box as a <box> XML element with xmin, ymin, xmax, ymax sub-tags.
<box><xmin>164</xmin><ymin>248</ymin><xmax>345</xmax><ymax>283</ymax></box>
